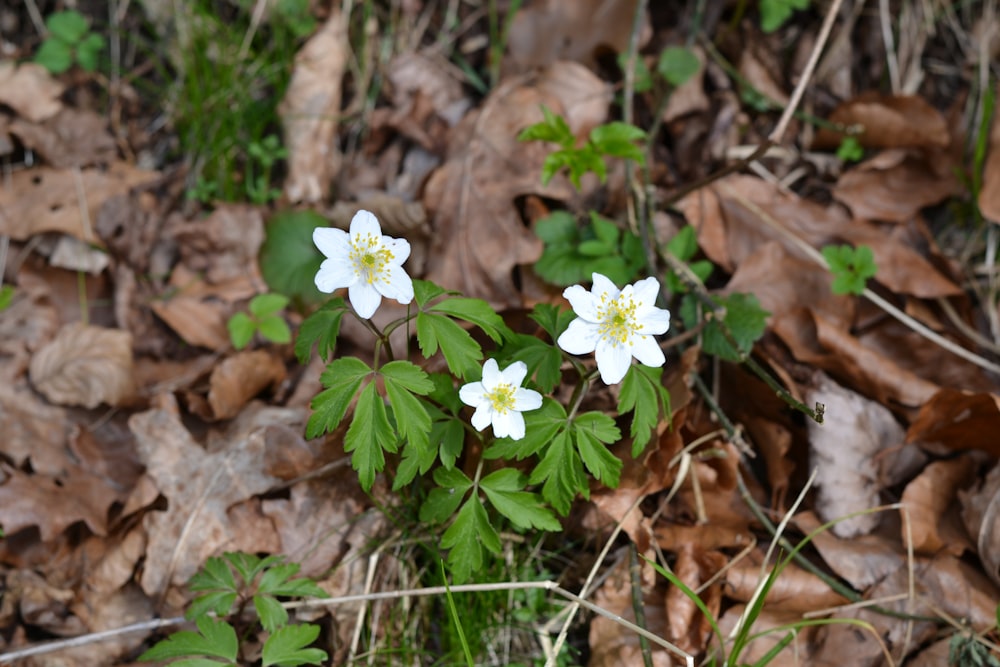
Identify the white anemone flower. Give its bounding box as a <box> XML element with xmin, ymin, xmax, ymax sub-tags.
<box><xmin>313</xmin><ymin>210</ymin><xmax>414</xmax><ymax>319</ymax></box>
<box><xmin>557</xmin><ymin>273</ymin><xmax>670</xmax><ymax>385</ymax></box>
<box><xmin>459</xmin><ymin>359</ymin><xmax>543</xmax><ymax>441</ymax></box>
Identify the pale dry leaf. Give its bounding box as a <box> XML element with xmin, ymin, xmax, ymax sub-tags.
<box><xmin>279</xmin><ymin>9</ymin><xmax>348</xmax><ymax>203</ymax></box>
<box><xmin>980</xmin><ymin>81</ymin><xmax>1000</xmax><ymax>223</ymax></box>
<box><xmin>0</xmin><ymin>163</ymin><xmax>158</xmax><ymax>243</ymax></box>
<box><xmin>666</xmin><ymin>545</ymin><xmax>726</xmax><ymax>656</ymax></box>
<box><xmin>959</xmin><ymin>460</ymin><xmax>1000</xmax><ymax>585</ymax></box>
<box><xmin>0</xmin><ymin>465</ymin><xmax>116</xmax><ymax>540</ymax></box>
<box><xmin>29</xmin><ymin>322</ymin><xmax>135</xmax><ymax>409</ymax></box>
<box><xmin>901</xmin><ymin>455</ymin><xmax>977</xmax><ymax>556</ymax></box>
<box><xmin>796</xmin><ymin>511</ymin><xmax>905</xmax><ymax>590</ymax></box>
<box><xmin>9</xmin><ymin>108</ymin><xmax>117</xmax><ymax>168</ymax></box>
<box><xmin>48</xmin><ymin>235</ymin><xmax>111</xmax><ymax>274</ymax></box>
<box><xmin>0</xmin><ymin>382</ymin><xmax>71</xmax><ymax>476</ymax></box>
<box><xmin>150</xmin><ymin>296</ymin><xmax>230</xmax><ymax>349</ymax></box>
<box><xmin>807</xmin><ymin>372</ymin><xmax>905</xmax><ymax>537</ymax></box>
<box><xmin>129</xmin><ymin>396</ymin><xmax>298</xmax><ymax>596</ymax></box>
<box><xmin>204</xmin><ymin>350</ymin><xmax>286</xmax><ymax>421</ymax></box>
<box><xmin>388</xmin><ymin>52</ymin><xmax>470</xmax><ymax>127</ymax></box>
<box><xmin>814</xmin><ymin>93</ymin><xmax>950</xmax><ymax>149</ymax></box>
<box><xmin>423</xmin><ymin>61</ymin><xmax>609</xmax><ymax>306</ymax></box>
<box><xmin>0</xmin><ymin>62</ymin><xmax>64</xmax><ymax>123</ymax></box>
<box><xmin>722</xmin><ymin>549</ymin><xmax>849</xmax><ymax>613</ymax></box>
<box><xmin>168</xmin><ymin>204</ymin><xmax>265</xmax><ymax>284</ymax></box>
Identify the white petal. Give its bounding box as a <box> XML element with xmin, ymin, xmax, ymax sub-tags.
<box><xmin>562</xmin><ymin>285</ymin><xmax>599</xmax><ymax>321</ymax></box>
<box><xmin>481</xmin><ymin>358</ymin><xmax>501</xmax><ymax>389</ymax></box>
<box><xmin>492</xmin><ymin>410</ymin><xmax>512</xmax><ymax>438</ymax></box>
<box><xmin>513</xmin><ymin>388</ymin><xmax>542</xmax><ymax>411</ymax></box>
<box><xmin>591</xmin><ymin>272</ymin><xmax>620</xmax><ymax>300</ymax></box>
<box><xmin>631</xmin><ymin>276</ymin><xmax>661</xmax><ymax>307</ymax></box>
<box><xmin>557</xmin><ymin>318</ymin><xmax>600</xmax><ymax>355</ymax></box>
<box><xmin>500</xmin><ymin>361</ymin><xmax>528</xmax><ymax>388</ymax></box>
<box><xmin>471</xmin><ymin>404</ymin><xmax>492</xmax><ymax>431</ymax></box>
<box><xmin>374</xmin><ymin>263</ymin><xmax>414</xmax><ymax>305</ymax></box>
<box><xmin>314</xmin><ymin>258</ymin><xmax>356</xmax><ymax>293</ymax></box>
<box><xmin>631</xmin><ymin>334</ymin><xmax>666</xmax><ymax>368</ymax></box>
<box><xmin>349</xmin><ymin>283</ymin><xmax>382</xmax><ymax>319</ymax></box>
<box><xmin>595</xmin><ymin>338</ymin><xmax>632</xmax><ymax>385</ymax></box>
<box><xmin>313</xmin><ymin>227</ymin><xmax>349</xmax><ymax>259</ymax></box>
<box><xmin>505</xmin><ymin>411</ymin><xmax>526</xmax><ymax>440</ymax></box>
<box><xmin>459</xmin><ymin>382</ymin><xmax>486</xmax><ymax>408</ymax></box>
<box><xmin>350</xmin><ymin>210</ymin><xmax>382</xmax><ymax>238</ymax></box>
<box><xmin>636</xmin><ymin>307</ymin><xmax>671</xmax><ymax>335</ymax></box>
<box><xmin>382</xmin><ymin>236</ymin><xmax>411</xmax><ymax>265</ymax></box>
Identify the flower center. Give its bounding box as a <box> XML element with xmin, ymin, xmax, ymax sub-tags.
<box><xmin>350</xmin><ymin>233</ymin><xmax>394</xmax><ymax>284</ymax></box>
<box><xmin>487</xmin><ymin>383</ymin><xmax>516</xmax><ymax>414</ymax></box>
<box><xmin>597</xmin><ymin>293</ymin><xmax>638</xmax><ymax>346</ymax></box>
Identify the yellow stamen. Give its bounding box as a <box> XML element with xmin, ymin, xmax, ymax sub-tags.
<box><xmin>597</xmin><ymin>292</ymin><xmax>638</xmax><ymax>346</ymax></box>
<box><xmin>487</xmin><ymin>383</ymin><xmax>516</xmax><ymax>414</ymax></box>
<box><xmin>350</xmin><ymin>233</ymin><xmax>395</xmax><ymax>285</ymax></box>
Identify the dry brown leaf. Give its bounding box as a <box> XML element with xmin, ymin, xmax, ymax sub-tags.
<box><xmin>129</xmin><ymin>396</ymin><xmax>302</xmax><ymax>596</ymax></box>
<box><xmin>388</xmin><ymin>51</ymin><xmax>470</xmax><ymax>128</ymax></box>
<box><xmin>723</xmin><ymin>550</ymin><xmax>849</xmax><ymax>613</ymax></box>
<box><xmin>716</xmin><ymin>605</ymin><xmax>819</xmax><ymax>667</ymax></box>
<box><xmin>959</xmin><ymin>460</ymin><xmax>1000</xmax><ymax>585</ymax></box>
<box><xmin>505</xmin><ymin>0</ymin><xmax>644</xmax><ymax>71</ymax></box>
<box><xmin>833</xmin><ymin>148</ymin><xmax>961</xmax><ymax>222</ymax></box>
<box><xmin>9</xmin><ymin>108</ymin><xmax>116</xmax><ymax>168</ymax></box>
<box><xmin>29</xmin><ymin>322</ymin><xmax>135</xmax><ymax>409</ymax></box>
<box><xmin>149</xmin><ymin>266</ymin><xmax>254</xmax><ymax>350</ymax></box>
<box><xmin>201</xmin><ymin>350</ymin><xmax>286</xmax><ymax>421</ymax></box>
<box><xmin>907</xmin><ymin>389</ymin><xmax>1000</xmax><ymax>457</ymax></box>
<box><xmin>980</xmin><ymin>81</ymin><xmax>1000</xmax><ymax>223</ymax></box>
<box><xmin>5</xmin><ymin>569</ymin><xmax>86</xmax><ymax>637</ymax></box>
<box><xmin>168</xmin><ymin>204</ymin><xmax>265</xmax><ymax>285</ymax></box>
<box><xmin>279</xmin><ymin>10</ymin><xmax>348</xmax><ymax>203</ymax></box>
<box><xmin>796</xmin><ymin>511</ymin><xmax>905</xmax><ymax>590</ymax></box>
<box><xmin>423</xmin><ymin>61</ymin><xmax>609</xmax><ymax>306</ymax></box>
<box><xmin>814</xmin><ymin>94</ymin><xmax>950</xmax><ymax>149</ymax></box>
<box><xmin>0</xmin><ymin>163</ymin><xmax>158</xmax><ymax>243</ymax></box>
<box><xmin>0</xmin><ymin>465</ymin><xmax>116</xmax><ymax>541</ymax></box>
<box><xmin>0</xmin><ymin>62</ymin><xmax>64</xmax><ymax>123</ymax></box>
<box><xmin>843</xmin><ymin>221</ymin><xmax>960</xmax><ymax>297</ymax></box>
<box><xmin>901</xmin><ymin>455</ymin><xmax>977</xmax><ymax>556</ymax></box>
<box><xmin>666</xmin><ymin>545</ymin><xmax>726</xmax><ymax>656</ymax></box>
<box><xmin>0</xmin><ymin>383</ymin><xmax>72</xmax><ymax>476</ymax></box>
<box><xmin>806</xmin><ymin>372</ymin><xmax>904</xmax><ymax>537</ymax></box>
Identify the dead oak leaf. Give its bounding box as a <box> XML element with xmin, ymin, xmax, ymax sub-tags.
<box><xmin>129</xmin><ymin>395</ymin><xmax>291</xmax><ymax>596</ymax></box>
<box><xmin>0</xmin><ymin>464</ymin><xmax>115</xmax><ymax>541</ymax></box>
<box><xmin>423</xmin><ymin>61</ymin><xmax>609</xmax><ymax>306</ymax></box>
<box><xmin>0</xmin><ymin>62</ymin><xmax>64</xmax><ymax>123</ymax></box>
<box><xmin>29</xmin><ymin>323</ymin><xmax>136</xmax><ymax>409</ymax></box>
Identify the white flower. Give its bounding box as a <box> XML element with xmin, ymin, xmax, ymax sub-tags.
<box><xmin>313</xmin><ymin>210</ymin><xmax>414</xmax><ymax>319</ymax></box>
<box><xmin>459</xmin><ymin>359</ymin><xmax>543</xmax><ymax>441</ymax></box>
<box><xmin>557</xmin><ymin>273</ymin><xmax>670</xmax><ymax>385</ymax></box>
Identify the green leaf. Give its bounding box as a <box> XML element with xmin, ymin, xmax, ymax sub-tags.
<box><xmin>224</xmin><ymin>552</ymin><xmax>272</xmax><ymax>585</ymax></box>
<box><xmin>382</xmin><ymin>361</ymin><xmax>433</xmax><ymax>463</ymax></box>
<box><xmin>617</xmin><ymin>51</ymin><xmax>653</xmax><ymax>93</ymax></box>
<box><xmin>528</xmin><ymin>303</ymin><xmax>575</xmax><ymax>343</ymax></box>
<box><xmin>46</xmin><ymin>11</ymin><xmax>90</xmax><ymax>43</ymax></box>
<box><xmin>577</xmin><ymin>239</ymin><xmax>613</xmax><ymax>257</ymax></box>
<box><xmin>415</xmin><ymin>312</ymin><xmax>483</xmax><ymax>379</ymax></box>
<box><xmin>34</xmin><ymin>38</ymin><xmax>74</xmax><ymax>74</ymax></box>
<box><xmin>75</xmin><ymin>32</ymin><xmax>105</xmax><ymax>71</ymax></box>
<box><xmin>619</xmin><ymin>364</ymin><xmax>671</xmax><ymax>456</ymax></box>
<box><xmin>517</xmin><ymin>106</ymin><xmax>575</xmax><ymax>148</ymax></box>
<box><xmin>836</xmin><ymin>136</ymin><xmax>864</xmax><ymax>162</ymax></box>
<box><xmin>412</xmin><ymin>279</ymin><xmax>450</xmax><ymax>307</ymax></box>
<box><xmin>395</xmin><ymin>411</ymin><xmax>457</xmax><ymax>489</ymax></box>
<box><xmin>420</xmin><ymin>467</ymin><xmax>474</xmax><ymax>524</ymax></box>
<box><xmin>250</xmin><ymin>293</ymin><xmax>290</xmax><ymax>318</ymax></box>
<box><xmin>254</xmin><ymin>594</ymin><xmax>288</xmax><ymax>633</ymax></box>
<box><xmin>262</xmin><ymin>624</ymin><xmax>328</xmax><ymax>667</ymax></box>
<box><xmin>590</xmin><ymin>212</ymin><xmax>621</xmax><ymax>245</ymax></box>
<box><xmin>497</xmin><ymin>334</ymin><xmax>563</xmax><ymax>394</ymax></box>
<box><xmin>187</xmin><ymin>591</ymin><xmax>238</xmax><ymax>621</ymax></box>
<box><xmin>344</xmin><ymin>382</ymin><xmax>396</xmax><ymax>491</ymax></box>
<box><xmin>305</xmin><ymin>357</ymin><xmax>371</xmax><ymax>438</ymax></box>
<box><xmin>430</xmin><ymin>297</ymin><xmax>511</xmax><ymax>343</ymax></box>
<box><xmin>657</xmin><ymin>46</ymin><xmax>700</xmax><ymax>87</ymax></box>
<box><xmin>260</xmin><ymin>210</ymin><xmax>328</xmax><ymax>304</ymax></box>
<box><xmin>573</xmin><ymin>413</ymin><xmax>623</xmax><ymax>488</ymax></box>
<box><xmin>0</xmin><ymin>285</ymin><xmax>13</xmax><ymax>312</ymax></box>
<box><xmin>666</xmin><ymin>225</ymin><xmax>699</xmax><ymax>262</ymax></box>
<box><xmin>258</xmin><ymin>316</ymin><xmax>292</xmax><ymax>344</ymax></box>
<box><xmin>435</xmin><ymin>416</ymin><xmax>465</xmax><ymax>470</ymax></box>
<box><xmin>189</xmin><ymin>555</ymin><xmax>238</xmax><ymax>594</ymax></box>
<box><xmin>589</xmin><ymin>122</ymin><xmax>647</xmax><ymax>164</ymax></box>
<box><xmin>295</xmin><ymin>298</ymin><xmax>347</xmax><ymax>363</ymax></box>
<box><xmin>138</xmin><ymin>616</ymin><xmax>238</xmax><ymax>664</ymax></box>
<box><xmin>484</xmin><ymin>397</ymin><xmax>566</xmax><ymax>460</ymax></box>
<box><xmin>528</xmin><ymin>430</ymin><xmax>587</xmax><ymax>515</ymax></box>
<box><xmin>227</xmin><ymin>312</ymin><xmax>256</xmax><ymax>350</ymax></box>
<box><xmin>822</xmin><ymin>244</ymin><xmax>877</xmax><ymax>295</ymax></box>
<box><xmin>541</xmin><ymin>150</ymin><xmax>576</xmax><ymax>186</ymax></box>
<box><xmin>380</xmin><ymin>360</ymin><xmax>434</xmax><ymax>393</ymax></box>
<box><xmin>700</xmin><ymin>293</ymin><xmax>770</xmax><ymax>362</ymax></box>
<box><xmin>427</xmin><ymin>372</ymin><xmax>463</xmax><ymax>414</ymax></box>
<box><xmin>441</xmin><ymin>497</ymin><xmax>502</xmax><ymax>583</ymax></box>
<box><xmin>534</xmin><ymin>211</ymin><xmax>578</xmax><ymax>245</ymax></box>
<box><xmin>480</xmin><ymin>469</ymin><xmax>561</xmax><ymax>531</ymax></box>
<box><xmin>759</xmin><ymin>0</ymin><xmax>810</xmax><ymax>33</ymax></box>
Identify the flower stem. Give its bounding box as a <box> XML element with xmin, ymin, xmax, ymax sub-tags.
<box><xmin>566</xmin><ymin>368</ymin><xmax>600</xmax><ymax>421</ymax></box>
<box><xmin>354</xmin><ymin>311</ymin><xmax>395</xmax><ymax>364</ymax></box>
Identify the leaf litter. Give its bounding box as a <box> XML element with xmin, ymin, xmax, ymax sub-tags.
<box><xmin>1</xmin><ymin>1</ymin><xmax>1000</xmax><ymax>666</ymax></box>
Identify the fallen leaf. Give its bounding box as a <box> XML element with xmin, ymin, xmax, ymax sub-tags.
<box><xmin>900</xmin><ymin>455</ymin><xmax>977</xmax><ymax>556</ymax></box>
<box><xmin>814</xmin><ymin>94</ymin><xmax>950</xmax><ymax>149</ymax></box>
<box><xmin>796</xmin><ymin>511</ymin><xmax>906</xmax><ymax>590</ymax></box>
<box><xmin>723</xmin><ymin>549</ymin><xmax>849</xmax><ymax>613</ymax></box>
<box><xmin>959</xmin><ymin>460</ymin><xmax>1000</xmax><ymax>585</ymax></box>
<box><xmin>423</xmin><ymin>61</ymin><xmax>609</xmax><ymax>306</ymax></box>
<box><xmin>0</xmin><ymin>465</ymin><xmax>115</xmax><ymax>541</ymax></box>
<box><xmin>167</xmin><ymin>204</ymin><xmax>265</xmax><ymax>285</ymax></box>
<box><xmin>279</xmin><ymin>10</ymin><xmax>348</xmax><ymax>203</ymax></box>
<box><xmin>716</xmin><ymin>605</ymin><xmax>819</xmax><ymax>667</ymax></box>
<box><xmin>666</xmin><ymin>545</ymin><xmax>726</xmax><ymax>656</ymax></box>
<box><xmin>192</xmin><ymin>350</ymin><xmax>287</xmax><ymax>421</ymax></box>
<box><xmin>0</xmin><ymin>62</ymin><xmax>64</xmax><ymax>123</ymax></box>
<box><xmin>0</xmin><ymin>382</ymin><xmax>72</xmax><ymax>476</ymax></box>
<box><xmin>9</xmin><ymin>108</ymin><xmax>117</xmax><ymax>168</ymax></box>
<box><xmin>29</xmin><ymin>322</ymin><xmax>135</xmax><ymax>409</ymax></box>
<box><xmin>907</xmin><ymin>389</ymin><xmax>1000</xmax><ymax>457</ymax></box>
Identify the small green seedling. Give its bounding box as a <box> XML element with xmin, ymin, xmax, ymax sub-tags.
<box><xmin>34</xmin><ymin>10</ymin><xmax>106</xmax><ymax>73</ymax></box>
<box><xmin>663</xmin><ymin>226</ymin><xmax>714</xmax><ymax>294</ymax></box>
<box><xmin>228</xmin><ymin>293</ymin><xmax>292</xmax><ymax>349</ymax></box>
<box><xmin>657</xmin><ymin>46</ymin><xmax>701</xmax><ymax>87</ymax></box>
<box><xmin>822</xmin><ymin>244</ymin><xmax>877</xmax><ymax>295</ymax></box>
<box><xmin>246</xmin><ymin>135</ymin><xmax>288</xmax><ymax>204</ymax></box>
<box><xmin>0</xmin><ymin>285</ymin><xmax>14</xmax><ymax>312</ymax></box>
<box><xmin>680</xmin><ymin>292</ymin><xmax>770</xmax><ymax>362</ymax></box>
<box><xmin>140</xmin><ymin>552</ymin><xmax>329</xmax><ymax>667</ymax></box>
<box><xmin>836</xmin><ymin>136</ymin><xmax>864</xmax><ymax>163</ymax></box>
<box><xmin>759</xmin><ymin>0</ymin><xmax>810</xmax><ymax>33</ymax></box>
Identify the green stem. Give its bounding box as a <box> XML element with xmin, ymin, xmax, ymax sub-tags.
<box><xmin>566</xmin><ymin>368</ymin><xmax>600</xmax><ymax>420</ymax></box>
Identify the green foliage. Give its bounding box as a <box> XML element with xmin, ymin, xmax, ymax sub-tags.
<box><xmin>681</xmin><ymin>292</ymin><xmax>770</xmax><ymax>362</ymax></box>
<box><xmin>518</xmin><ymin>106</ymin><xmax>647</xmax><ymax>187</ymax></box>
<box><xmin>657</xmin><ymin>46</ymin><xmax>700</xmax><ymax>87</ymax></box>
<box><xmin>534</xmin><ymin>211</ymin><xmax>646</xmax><ymax>287</ymax></box>
<box><xmin>260</xmin><ymin>210</ymin><xmax>328</xmax><ymax>305</ymax></box>
<box><xmin>836</xmin><ymin>136</ymin><xmax>865</xmax><ymax>163</ymax></box>
<box><xmin>0</xmin><ymin>285</ymin><xmax>14</xmax><ymax>312</ymax></box>
<box><xmin>227</xmin><ymin>293</ymin><xmax>291</xmax><ymax>349</ymax></box>
<box><xmin>618</xmin><ymin>364</ymin><xmax>672</xmax><ymax>456</ymax></box>
<box><xmin>948</xmin><ymin>633</ymin><xmax>1000</xmax><ymax>667</ymax></box>
<box><xmin>759</xmin><ymin>0</ymin><xmax>810</xmax><ymax>33</ymax></box>
<box><xmin>34</xmin><ymin>10</ymin><xmax>106</xmax><ymax>74</ymax></box>
<box><xmin>245</xmin><ymin>135</ymin><xmax>288</xmax><ymax>204</ymax></box>
<box><xmin>140</xmin><ymin>553</ymin><xmax>327</xmax><ymax>666</ymax></box>
<box><xmin>663</xmin><ymin>226</ymin><xmax>714</xmax><ymax>293</ymax></box>
<box><xmin>821</xmin><ymin>244</ymin><xmax>878</xmax><ymax>295</ymax></box>
<box><xmin>294</xmin><ymin>298</ymin><xmax>348</xmax><ymax>363</ymax></box>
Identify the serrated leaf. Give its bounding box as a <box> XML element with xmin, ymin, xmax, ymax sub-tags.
<box><xmin>189</xmin><ymin>555</ymin><xmax>238</xmax><ymax>594</ymax></box>
<box><xmin>577</xmin><ymin>239</ymin><xmax>614</xmax><ymax>257</ymax></box>
<box><xmin>427</xmin><ymin>372</ymin><xmax>463</xmax><ymax>414</ymax></box>
<box><xmin>430</xmin><ymin>297</ymin><xmax>511</xmax><ymax>343</ymax></box>
<box><xmin>412</xmin><ymin>279</ymin><xmax>450</xmax><ymax>307</ymax></box>
<box><xmin>380</xmin><ymin>360</ymin><xmax>434</xmax><ymax>393</ymax></box>
<box><xmin>441</xmin><ymin>497</ymin><xmax>501</xmax><ymax>583</ymax></box>
<box><xmin>262</xmin><ymin>624</ymin><xmax>328</xmax><ymax>667</ymax></box>
<box><xmin>138</xmin><ymin>615</ymin><xmax>238</xmax><ymax>663</ymax></box>
<box><xmin>250</xmin><ymin>293</ymin><xmax>290</xmax><ymax>317</ymax></box>
<box><xmin>225</xmin><ymin>551</ymin><xmax>272</xmax><ymax>584</ymax></box>
<box><xmin>294</xmin><ymin>298</ymin><xmax>347</xmax><ymax>364</ymax></box>
<box><xmin>395</xmin><ymin>411</ymin><xmax>454</xmax><ymax>489</ymax></box>
<box><xmin>344</xmin><ymin>382</ymin><xmax>396</xmax><ymax>491</ymax></box>
<box><xmin>484</xmin><ymin>397</ymin><xmax>566</xmax><ymax>460</ymax></box>
<box><xmin>657</xmin><ymin>46</ymin><xmax>700</xmax><ymax>86</ymax></box>
<box><xmin>305</xmin><ymin>357</ymin><xmax>370</xmax><ymax>438</ymax></box>
<box><xmin>618</xmin><ymin>365</ymin><xmax>672</xmax><ymax>457</ymax></box>
<box><xmin>34</xmin><ymin>39</ymin><xmax>74</xmax><ymax>74</ymax></box>
<box><xmin>541</xmin><ymin>150</ymin><xmax>575</xmax><ymax>186</ymax></box>
<box><xmin>534</xmin><ymin>211</ymin><xmax>578</xmax><ymax>245</ymax></box>
<box><xmin>254</xmin><ymin>594</ymin><xmax>288</xmax><ymax>633</ymax></box>
<box><xmin>383</xmin><ymin>369</ymin><xmax>432</xmax><ymax>464</ymax></box>
<box><xmin>517</xmin><ymin>106</ymin><xmax>575</xmax><ymax>147</ymax></box>
<box><xmin>227</xmin><ymin>312</ymin><xmax>256</xmax><ymax>350</ymax></box>
<box><xmin>822</xmin><ymin>244</ymin><xmax>877</xmax><ymax>295</ymax></box>
<box><xmin>257</xmin><ymin>316</ymin><xmax>292</xmax><ymax>344</ymax></box>
<box><xmin>436</xmin><ymin>417</ymin><xmax>466</xmax><ymax>470</ymax></box>
<box><xmin>700</xmin><ymin>293</ymin><xmax>770</xmax><ymax>361</ymax></box>
<box><xmin>187</xmin><ymin>591</ymin><xmax>238</xmax><ymax>621</ymax></box>
<box><xmin>46</xmin><ymin>11</ymin><xmax>89</xmax><ymax>43</ymax></box>
<box><xmin>420</xmin><ymin>467</ymin><xmax>473</xmax><ymax>524</ymax></box>
<box><xmin>535</xmin><ymin>243</ymin><xmax>590</xmax><ymax>286</ymax></box>
<box><xmin>498</xmin><ymin>334</ymin><xmax>563</xmax><ymax>394</ymax></box>
<box><xmin>528</xmin><ymin>430</ymin><xmax>587</xmax><ymax>515</ymax></box>
<box><xmin>260</xmin><ymin>210</ymin><xmax>328</xmax><ymax>304</ymax></box>
<box><xmin>415</xmin><ymin>312</ymin><xmax>482</xmax><ymax>379</ymax></box>
<box><xmin>575</xmin><ymin>428</ymin><xmax>623</xmax><ymax>488</ymax></box>
<box><xmin>528</xmin><ymin>304</ymin><xmax>576</xmax><ymax>343</ymax></box>
<box><xmin>480</xmin><ymin>469</ymin><xmax>561</xmax><ymax>531</ymax></box>
<box><xmin>573</xmin><ymin>411</ymin><xmax>621</xmax><ymax>444</ymax></box>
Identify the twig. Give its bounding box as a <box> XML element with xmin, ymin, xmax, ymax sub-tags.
<box><xmin>0</xmin><ymin>617</ymin><xmax>186</xmax><ymax>664</ymax></box>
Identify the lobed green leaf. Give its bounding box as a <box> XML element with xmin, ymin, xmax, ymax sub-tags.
<box><xmin>440</xmin><ymin>497</ymin><xmax>501</xmax><ymax>583</ymax></box>
<box><xmin>305</xmin><ymin>357</ymin><xmax>370</xmax><ymax>438</ymax></box>
<box><xmin>138</xmin><ymin>615</ymin><xmax>238</xmax><ymax>664</ymax></box>
<box><xmin>480</xmin><ymin>469</ymin><xmax>561</xmax><ymax>531</ymax></box>
<box><xmin>343</xmin><ymin>382</ymin><xmax>396</xmax><ymax>491</ymax></box>
<box><xmin>261</xmin><ymin>624</ymin><xmax>328</xmax><ymax>667</ymax></box>
<box><xmin>415</xmin><ymin>312</ymin><xmax>483</xmax><ymax>379</ymax></box>
<box><xmin>294</xmin><ymin>298</ymin><xmax>347</xmax><ymax>364</ymax></box>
